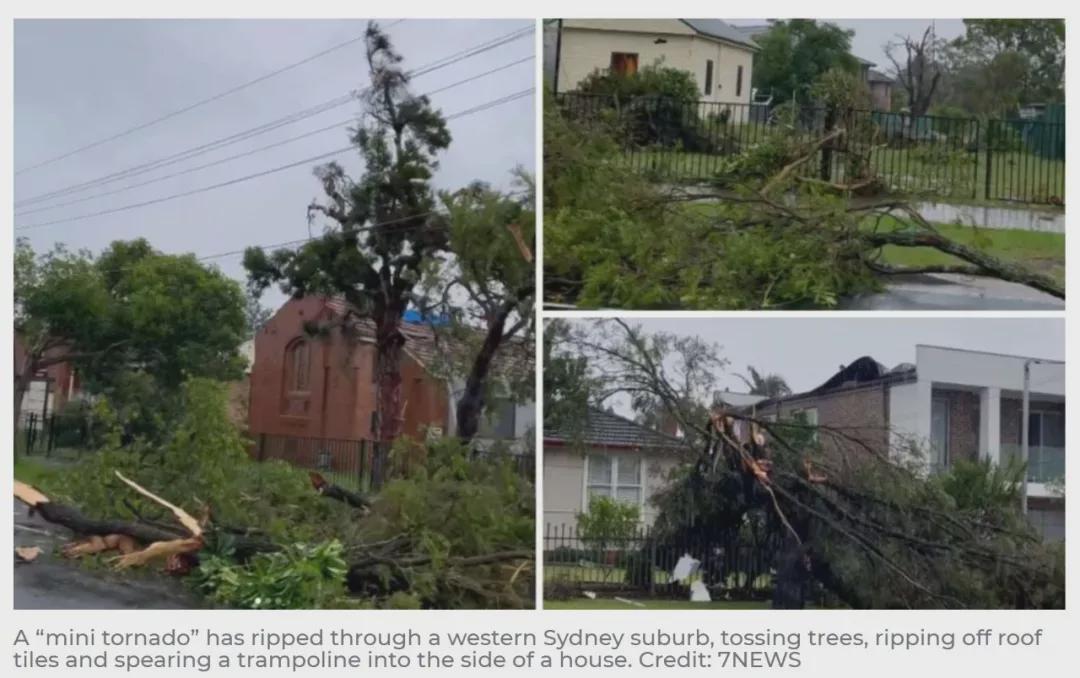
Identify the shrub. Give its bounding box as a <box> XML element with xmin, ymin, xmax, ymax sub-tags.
<box><xmin>576</xmin><ymin>495</ymin><xmax>640</xmax><ymax>550</ymax></box>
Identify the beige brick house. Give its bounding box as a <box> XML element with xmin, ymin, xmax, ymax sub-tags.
<box><xmin>752</xmin><ymin>346</ymin><xmax>1065</xmax><ymax>541</ymax></box>
<box><xmin>545</xmin><ymin>19</ymin><xmax>757</xmax><ymax>105</ymax></box>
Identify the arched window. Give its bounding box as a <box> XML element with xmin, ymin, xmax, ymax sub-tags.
<box><xmin>285</xmin><ymin>339</ymin><xmax>310</xmax><ymax>393</ymax></box>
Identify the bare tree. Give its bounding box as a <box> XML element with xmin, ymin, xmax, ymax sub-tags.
<box><xmin>885</xmin><ymin>26</ymin><xmax>944</xmax><ymax>117</ymax></box>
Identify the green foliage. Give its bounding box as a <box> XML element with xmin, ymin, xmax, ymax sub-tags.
<box><xmin>576</xmin><ymin>495</ymin><xmax>640</xmax><ymax>550</ymax></box>
<box><xmin>576</xmin><ymin>63</ymin><xmax>700</xmax><ymax>103</ymax></box>
<box><xmin>36</xmin><ymin>381</ymin><xmax>532</xmax><ymax>609</ymax></box>
<box><xmin>811</xmin><ymin>67</ymin><xmax>872</xmax><ymax>111</ymax></box>
<box><xmin>752</xmin><ymin>20</ymin><xmax>859</xmax><ymax>104</ymax></box>
<box><xmin>244</xmin><ymin>22</ymin><xmax>450</xmax><ymax>324</ymax></box>
<box><xmin>542</xmin><ymin>319</ymin><xmax>599</xmax><ymax>438</ymax></box>
<box><xmin>15</xmin><ymin>237</ymin><xmax>246</xmax><ymax>440</ymax></box>
<box><xmin>193</xmin><ymin>540</ymin><xmax>349</xmax><ymax>609</ymax></box>
<box><xmin>936</xmin><ymin>457</ymin><xmax>1024</xmax><ymax>512</ymax></box>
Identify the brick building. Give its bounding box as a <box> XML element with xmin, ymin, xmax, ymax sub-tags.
<box><xmin>13</xmin><ymin>333</ymin><xmax>81</xmax><ymax>421</ymax></box>
<box><xmin>750</xmin><ymin>346</ymin><xmax>1065</xmax><ymax>540</ymax></box>
<box><xmin>248</xmin><ymin>296</ymin><xmax>532</xmax><ymax>447</ymax></box>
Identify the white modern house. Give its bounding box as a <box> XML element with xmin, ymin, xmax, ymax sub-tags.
<box><xmin>889</xmin><ymin>345</ymin><xmax>1064</xmax><ymax>539</ymax></box>
<box><xmin>545</xmin><ymin>19</ymin><xmax>757</xmax><ymax>105</ymax></box>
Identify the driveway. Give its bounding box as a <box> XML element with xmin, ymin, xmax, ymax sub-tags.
<box><xmin>14</xmin><ymin>500</ymin><xmax>200</xmax><ymax>609</ymax></box>
<box><xmin>842</xmin><ymin>273</ymin><xmax>1065</xmax><ymax>310</ymax></box>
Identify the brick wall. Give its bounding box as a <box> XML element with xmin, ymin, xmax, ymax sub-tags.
<box><xmin>249</xmin><ymin>297</ymin><xmax>450</xmax><ymax>442</ymax></box>
<box><xmin>934</xmin><ymin>388</ymin><xmax>980</xmax><ymax>464</ymax></box>
<box><xmin>762</xmin><ymin>382</ymin><xmax>891</xmax><ymax>461</ymax></box>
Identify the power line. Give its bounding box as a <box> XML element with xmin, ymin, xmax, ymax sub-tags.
<box><xmin>14</xmin><ymin>24</ymin><xmax>534</xmax><ymax>209</ymax></box>
<box><xmin>196</xmin><ymin>187</ymin><xmax>530</xmax><ymax>263</ymax></box>
<box><xmin>14</xmin><ymin>20</ymin><xmax>405</xmax><ymax>176</ymax></box>
<box><xmin>15</xmin><ymin>88</ymin><xmax>532</xmax><ymax>231</ymax></box>
<box><xmin>14</xmin><ymin>55</ymin><xmax>533</xmax><ymax>217</ymax></box>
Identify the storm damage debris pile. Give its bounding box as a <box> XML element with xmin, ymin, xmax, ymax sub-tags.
<box><xmin>645</xmin><ymin>411</ymin><xmax>1065</xmax><ymax>609</ymax></box>
<box><xmin>544</xmin><ymin>93</ymin><xmax>1064</xmax><ymax>309</ymax></box>
<box><xmin>13</xmin><ymin>381</ymin><xmax>533</xmax><ymax>610</ymax></box>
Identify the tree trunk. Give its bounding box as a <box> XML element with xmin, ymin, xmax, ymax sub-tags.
<box><xmin>771</xmin><ymin>536</ymin><xmax>808</xmax><ymax>609</ymax></box>
<box><xmin>375</xmin><ymin>315</ymin><xmax>406</xmax><ymax>442</ymax></box>
<box><xmin>456</xmin><ymin>303</ymin><xmax>513</xmax><ymax>441</ymax></box>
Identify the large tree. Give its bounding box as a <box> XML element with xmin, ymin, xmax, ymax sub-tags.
<box><xmin>14</xmin><ymin>238</ymin><xmax>246</xmax><ymax>427</ymax></box>
<box><xmin>428</xmin><ymin>172</ymin><xmax>535</xmax><ymax>441</ymax></box>
<box><xmin>752</xmin><ymin>20</ymin><xmax>859</xmax><ymax>105</ymax></box>
<box><xmin>244</xmin><ymin>22</ymin><xmax>451</xmax><ymax>442</ymax></box>
<box><xmin>885</xmin><ymin>26</ymin><xmax>947</xmax><ymax>116</ymax></box>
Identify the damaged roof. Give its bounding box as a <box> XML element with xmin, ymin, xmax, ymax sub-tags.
<box><xmin>752</xmin><ymin>356</ymin><xmax>916</xmax><ymax>409</ymax></box>
<box><xmin>545</xmin><ymin>407</ymin><xmax>684</xmax><ymax>450</ymax></box>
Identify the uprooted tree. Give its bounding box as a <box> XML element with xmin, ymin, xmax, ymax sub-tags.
<box><xmin>552</xmin><ymin>320</ymin><xmax>1064</xmax><ymax>608</ymax></box>
<box><xmin>544</xmin><ymin>89</ymin><xmax>1064</xmax><ymax>309</ymax></box>
<box><xmin>244</xmin><ymin>22</ymin><xmax>451</xmax><ymax>442</ymax></box>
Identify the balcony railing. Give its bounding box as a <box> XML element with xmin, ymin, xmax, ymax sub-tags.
<box><xmin>1001</xmin><ymin>444</ymin><xmax>1065</xmax><ymax>484</ymax></box>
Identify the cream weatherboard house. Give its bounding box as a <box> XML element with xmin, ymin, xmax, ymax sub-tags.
<box><xmin>545</xmin><ymin>19</ymin><xmax>757</xmax><ymax>105</ymax></box>
<box><xmin>543</xmin><ymin>407</ymin><xmax>686</xmax><ymax>532</ymax></box>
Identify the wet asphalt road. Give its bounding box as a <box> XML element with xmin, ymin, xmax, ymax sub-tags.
<box><xmin>14</xmin><ymin>500</ymin><xmax>199</xmax><ymax>609</ymax></box>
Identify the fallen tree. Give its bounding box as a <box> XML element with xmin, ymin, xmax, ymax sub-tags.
<box><xmin>553</xmin><ymin>319</ymin><xmax>1065</xmax><ymax>609</ymax></box>
<box><xmin>15</xmin><ymin>379</ymin><xmax>533</xmax><ymax>609</ymax></box>
<box><xmin>544</xmin><ymin>93</ymin><xmax>1064</xmax><ymax>309</ymax></box>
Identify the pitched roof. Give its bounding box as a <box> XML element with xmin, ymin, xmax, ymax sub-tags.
<box><xmin>545</xmin><ymin>407</ymin><xmax>684</xmax><ymax>450</ymax></box>
<box><xmin>681</xmin><ymin>19</ymin><xmax>760</xmax><ymax>50</ymax></box>
<box><xmin>867</xmin><ymin>69</ymin><xmax>894</xmax><ymax>84</ymax></box>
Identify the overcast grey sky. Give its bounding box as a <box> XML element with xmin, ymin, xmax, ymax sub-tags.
<box><xmin>565</xmin><ymin>317</ymin><xmax>1064</xmax><ymax>412</ymax></box>
<box><xmin>14</xmin><ymin>19</ymin><xmax>534</xmax><ymax>305</ymax></box>
<box><xmin>727</xmin><ymin>18</ymin><xmax>967</xmax><ymax>71</ymax></box>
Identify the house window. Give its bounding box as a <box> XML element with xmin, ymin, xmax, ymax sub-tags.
<box><xmin>610</xmin><ymin>52</ymin><xmax>639</xmax><ymax>77</ymax></box>
<box><xmin>586</xmin><ymin>453</ymin><xmax>642</xmax><ymax>506</ymax></box>
<box><xmin>1023</xmin><ymin>409</ymin><xmax>1065</xmax><ymax>481</ymax></box>
<box><xmin>479</xmin><ymin>399</ymin><xmax>517</xmax><ymax>440</ymax></box>
<box><xmin>930</xmin><ymin>397</ymin><xmax>949</xmax><ymax>471</ymax></box>
<box><xmin>792</xmin><ymin>407</ymin><xmax>819</xmax><ymax>442</ymax></box>
<box><xmin>736</xmin><ymin>65</ymin><xmax>744</xmax><ymax>98</ymax></box>
<box><xmin>704</xmin><ymin>60</ymin><xmax>714</xmax><ymax>95</ymax></box>
<box><xmin>285</xmin><ymin>340</ymin><xmax>310</xmax><ymax>393</ymax></box>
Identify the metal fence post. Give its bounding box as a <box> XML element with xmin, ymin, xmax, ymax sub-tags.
<box><xmin>984</xmin><ymin>119</ymin><xmax>994</xmax><ymax>201</ymax></box>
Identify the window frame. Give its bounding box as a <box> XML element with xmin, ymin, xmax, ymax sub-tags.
<box><xmin>609</xmin><ymin>52</ymin><xmax>639</xmax><ymax>77</ymax></box>
<box><xmin>736</xmin><ymin>65</ymin><xmax>744</xmax><ymax>98</ymax></box>
<box><xmin>704</xmin><ymin>59</ymin><xmax>714</xmax><ymax>96</ymax></box>
<box><xmin>584</xmin><ymin>452</ymin><xmax>644</xmax><ymax>510</ymax></box>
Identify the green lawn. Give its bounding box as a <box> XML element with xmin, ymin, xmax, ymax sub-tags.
<box><xmin>546</xmin><ymin>598</ymin><xmax>770</xmax><ymax>610</ymax></box>
<box><xmin>867</xmin><ymin>217</ymin><xmax>1065</xmax><ymax>284</ymax></box>
<box><xmin>545</xmin><ymin>563</ymin><xmax>677</xmax><ymax>586</ymax></box>
<box><xmin>14</xmin><ymin>455</ymin><xmax>70</xmax><ymax>490</ymax></box>
<box><xmin>626</xmin><ymin>147</ymin><xmax>1063</xmax><ymax>204</ymax></box>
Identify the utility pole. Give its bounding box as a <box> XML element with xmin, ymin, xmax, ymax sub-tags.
<box><xmin>1021</xmin><ymin>360</ymin><xmax>1032</xmax><ymax>515</ymax></box>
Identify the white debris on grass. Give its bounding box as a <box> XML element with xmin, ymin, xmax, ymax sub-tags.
<box><xmin>689</xmin><ymin>581</ymin><xmax>711</xmax><ymax>602</ymax></box>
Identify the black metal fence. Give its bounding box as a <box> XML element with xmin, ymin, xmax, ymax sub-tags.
<box><xmin>544</xmin><ymin>523</ymin><xmax>779</xmax><ymax>600</ymax></box>
<box><xmin>17</xmin><ymin>412</ymin><xmax>92</xmax><ymax>458</ymax></box>
<box><xmin>556</xmin><ymin>93</ymin><xmax>1065</xmax><ymax>205</ymax></box>
<box><xmin>253</xmin><ymin>433</ymin><xmax>534</xmax><ymax>492</ymax></box>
